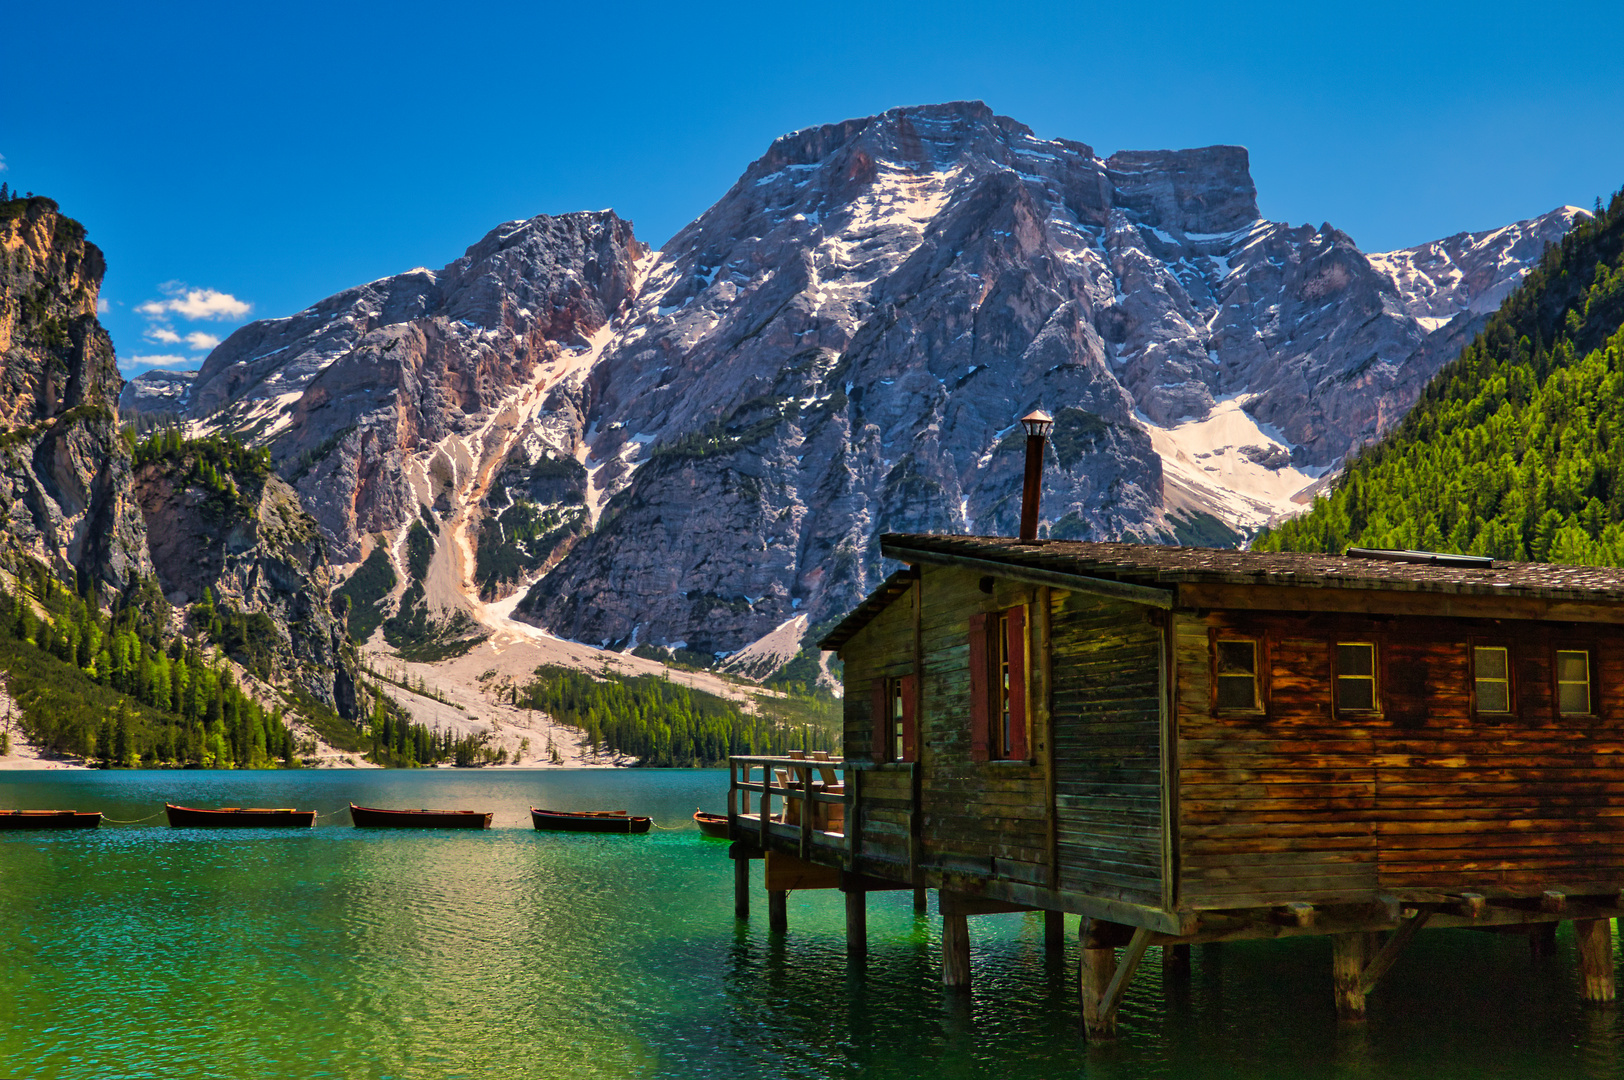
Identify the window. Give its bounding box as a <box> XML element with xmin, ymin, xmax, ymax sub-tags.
<box><xmin>1473</xmin><ymin>646</ymin><xmax>1511</xmax><ymax>713</ymax></box>
<box><xmin>891</xmin><ymin>680</ymin><xmax>906</xmax><ymax>762</ymax></box>
<box><xmin>968</xmin><ymin>606</ymin><xmax>1028</xmax><ymax>762</ymax></box>
<box><xmin>1336</xmin><ymin>642</ymin><xmax>1378</xmax><ymax>712</ymax></box>
<box><xmin>1215</xmin><ymin>639</ymin><xmax>1261</xmax><ymax>711</ymax></box>
<box><xmin>1557</xmin><ymin>650</ymin><xmax>1592</xmax><ymax>715</ymax></box>
<box><xmin>871</xmin><ymin>674</ymin><xmax>916</xmax><ymax>762</ymax></box>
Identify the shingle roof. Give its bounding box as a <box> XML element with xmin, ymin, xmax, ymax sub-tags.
<box><xmin>881</xmin><ymin>534</ymin><xmax>1624</xmax><ymax>600</ymax></box>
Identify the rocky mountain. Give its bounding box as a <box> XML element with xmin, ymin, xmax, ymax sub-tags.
<box><xmin>0</xmin><ymin>195</ymin><xmax>351</xmax><ymax>716</ymax></box>
<box><xmin>170</xmin><ymin>102</ymin><xmax>1583</xmax><ymax>665</ymax></box>
<box><xmin>131</xmin><ymin>434</ymin><xmax>354</xmax><ymax>714</ymax></box>
<box><xmin>119</xmin><ymin>368</ymin><xmax>195</xmax><ymax>418</ymax></box>
<box><xmin>0</xmin><ymin>196</ymin><xmax>150</xmax><ymax>591</ymax></box>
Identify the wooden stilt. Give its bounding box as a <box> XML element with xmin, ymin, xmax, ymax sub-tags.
<box><xmin>1164</xmin><ymin>943</ymin><xmax>1191</xmax><ymax>974</ymax></box>
<box><xmin>733</xmin><ymin>851</ymin><xmax>751</xmax><ymax>919</ymax></box>
<box><xmin>845</xmin><ymin>887</ymin><xmax>867</xmax><ymax>960</ymax></box>
<box><xmin>942</xmin><ymin>912</ymin><xmax>971</xmax><ymax>989</ymax></box>
<box><xmin>1044</xmin><ymin>910</ymin><xmax>1065</xmax><ymax>963</ymax></box>
<box><xmin>768</xmin><ymin>890</ymin><xmax>788</xmax><ymax>934</ymax></box>
<box><xmin>1079</xmin><ymin>918</ymin><xmax>1120</xmax><ymax>1039</ymax></box>
<box><xmin>1575</xmin><ymin>918</ymin><xmax>1616</xmax><ymax>1004</ymax></box>
<box><xmin>1332</xmin><ymin>932</ymin><xmax>1369</xmax><ymax>1021</ymax></box>
<box><xmin>914</xmin><ymin>885</ymin><xmax>928</xmax><ymax>913</ymax></box>
<box><xmin>1530</xmin><ymin>921</ymin><xmax>1558</xmax><ymax>960</ymax></box>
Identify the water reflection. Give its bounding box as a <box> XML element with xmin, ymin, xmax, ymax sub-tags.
<box><xmin>2</xmin><ymin>771</ymin><xmax>1623</xmax><ymax>1079</ymax></box>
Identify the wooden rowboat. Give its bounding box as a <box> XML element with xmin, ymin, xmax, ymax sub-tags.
<box><xmin>165</xmin><ymin>803</ymin><xmax>316</xmax><ymax>828</ymax></box>
<box><xmin>530</xmin><ymin>807</ymin><xmax>651</xmax><ymax>834</ymax></box>
<box><xmin>349</xmin><ymin>803</ymin><xmax>492</xmax><ymax>829</ymax></box>
<box><xmin>0</xmin><ymin>810</ymin><xmax>102</xmax><ymax>830</ymax></box>
<box><xmin>693</xmin><ymin>810</ymin><xmax>730</xmax><ymax>839</ymax></box>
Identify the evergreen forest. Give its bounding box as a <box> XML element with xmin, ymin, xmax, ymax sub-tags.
<box><xmin>1257</xmin><ymin>190</ymin><xmax>1624</xmax><ymax>563</ymax></box>
<box><xmin>516</xmin><ymin>665</ymin><xmax>836</xmax><ymax>767</ymax></box>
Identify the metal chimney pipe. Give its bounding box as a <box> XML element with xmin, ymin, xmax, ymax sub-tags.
<box><xmin>1018</xmin><ymin>409</ymin><xmax>1053</xmax><ymax>540</ymax></box>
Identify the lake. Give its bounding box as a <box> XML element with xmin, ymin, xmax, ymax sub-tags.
<box><xmin>1</xmin><ymin>769</ymin><xmax>1621</xmax><ymax>1079</ymax></box>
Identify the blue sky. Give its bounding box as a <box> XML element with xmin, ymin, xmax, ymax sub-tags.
<box><xmin>7</xmin><ymin>1</ymin><xmax>1622</xmax><ymax>376</ymax></box>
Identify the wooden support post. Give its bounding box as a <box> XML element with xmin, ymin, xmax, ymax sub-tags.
<box><xmin>1332</xmin><ymin>932</ymin><xmax>1369</xmax><ymax>1021</ymax></box>
<box><xmin>733</xmin><ymin>851</ymin><xmax>751</xmax><ymax>919</ymax></box>
<box><xmin>1530</xmin><ymin>921</ymin><xmax>1558</xmax><ymax>959</ymax></box>
<box><xmin>768</xmin><ymin>890</ymin><xmax>788</xmax><ymax>934</ymax></box>
<box><xmin>845</xmin><ymin>886</ymin><xmax>867</xmax><ymax>961</ymax></box>
<box><xmin>914</xmin><ymin>885</ymin><xmax>928</xmax><ymax>913</ymax></box>
<box><xmin>1079</xmin><ymin>918</ymin><xmax>1121</xmax><ymax>1039</ymax></box>
<box><xmin>1164</xmin><ymin>943</ymin><xmax>1191</xmax><ymax>974</ymax></box>
<box><xmin>1045</xmin><ymin>910</ymin><xmax>1065</xmax><ymax>963</ymax></box>
<box><xmin>1359</xmin><ymin>910</ymin><xmax>1430</xmax><ymax>994</ymax></box>
<box><xmin>942</xmin><ymin>912</ymin><xmax>971</xmax><ymax>990</ymax></box>
<box><xmin>1575</xmin><ymin>918</ymin><xmax>1616</xmax><ymax>1004</ymax></box>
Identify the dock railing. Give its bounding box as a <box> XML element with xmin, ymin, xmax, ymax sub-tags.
<box><xmin>728</xmin><ymin>754</ymin><xmax>847</xmax><ymax>860</ymax></box>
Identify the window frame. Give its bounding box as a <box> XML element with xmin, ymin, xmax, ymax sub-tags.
<box><xmin>968</xmin><ymin>604</ymin><xmax>1031</xmax><ymax>763</ymax></box>
<box><xmin>1333</xmin><ymin>640</ymin><xmax>1382</xmax><ymax>716</ymax></box>
<box><xmin>1211</xmin><ymin>633</ymin><xmax>1266</xmax><ymax>716</ymax></box>
<box><xmin>1470</xmin><ymin>642</ymin><xmax>1516</xmax><ymax>717</ymax></box>
<box><xmin>871</xmin><ymin>673</ymin><xmax>917</xmax><ymax>763</ymax></box>
<box><xmin>1553</xmin><ymin>646</ymin><xmax>1597</xmax><ymax>717</ymax></box>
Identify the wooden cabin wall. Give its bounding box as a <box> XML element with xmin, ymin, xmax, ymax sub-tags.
<box><xmin>841</xmin><ymin>583</ymin><xmax>916</xmax><ymax>874</ymax></box>
<box><xmin>1050</xmin><ymin>591</ymin><xmax>1167</xmax><ymax>907</ymax></box>
<box><xmin>915</xmin><ymin>566</ymin><xmax>1050</xmax><ymax>886</ymax></box>
<box><xmin>1175</xmin><ymin>610</ymin><xmax>1624</xmax><ymax>909</ymax></box>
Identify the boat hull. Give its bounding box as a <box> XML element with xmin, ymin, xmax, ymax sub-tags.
<box><xmin>349</xmin><ymin>804</ymin><xmax>492</xmax><ymax>828</ymax></box>
<box><xmin>165</xmin><ymin>804</ymin><xmax>316</xmax><ymax>828</ymax></box>
<box><xmin>531</xmin><ymin>808</ymin><xmax>651</xmax><ymax>834</ymax></box>
<box><xmin>0</xmin><ymin>810</ymin><xmax>102</xmax><ymax>830</ymax></box>
<box><xmin>693</xmin><ymin>811</ymin><xmax>730</xmax><ymax>839</ymax></box>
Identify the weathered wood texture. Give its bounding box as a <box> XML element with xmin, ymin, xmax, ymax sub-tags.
<box><xmin>1177</xmin><ymin>611</ymin><xmax>1624</xmax><ymax>909</ymax></box>
<box><xmin>915</xmin><ymin>567</ymin><xmax>1054</xmax><ymax>886</ymax></box>
<box><xmin>1051</xmin><ymin>589</ymin><xmax>1166</xmax><ymax>906</ymax></box>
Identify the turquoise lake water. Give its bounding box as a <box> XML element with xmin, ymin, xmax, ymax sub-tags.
<box><xmin>1</xmin><ymin>769</ymin><xmax>1622</xmax><ymax>1079</ymax></box>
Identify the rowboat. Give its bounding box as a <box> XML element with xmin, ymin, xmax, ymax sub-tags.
<box><xmin>349</xmin><ymin>803</ymin><xmax>492</xmax><ymax>828</ymax></box>
<box><xmin>0</xmin><ymin>810</ymin><xmax>102</xmax><ymax>830</ymax></box>
<box><xmin>530</xmin><ymin>807</ymin><xmax>651</xmax><ymax>834</ymax></box>
<box><xmin>165</xmin><ymin>804</ymin><xmax>316</xmax><ymax>827</ymax></box>
<box><xmin>693</xmin><ymin>809</ymin><xmax>730</xmax><ymax>839</ymax></box>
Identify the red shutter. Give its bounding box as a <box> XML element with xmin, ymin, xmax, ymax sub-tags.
<box><xmin>900</xmin><ymin>673</ymin><xmax>918</xmax><ymax>763</ymax></box>
<box><xmin>1006</xmin><ymin>605</ymin><xmax>1028</xmax><ymax>760</ymax></box>
<box><xmin>871</xmin><ymin>679</ymin><xmax>889</xmax><ymax>763</ymax></box>
<box><xmin>968</xmin><ymin>612</ymin><xmax>990</xmax><ymax>762</ymax></box>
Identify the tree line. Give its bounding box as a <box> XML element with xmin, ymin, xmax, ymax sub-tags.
<box><xmin>1258</xmin><ymin>188</ymin><xmax>1624</xmax><ymax>564</ymax></box>
<box><xmin>515</xmin><ymin>665</ymin><xmax>835</xmax><ymax>767</ymax></box>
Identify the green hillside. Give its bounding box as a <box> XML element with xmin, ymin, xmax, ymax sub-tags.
<box><xmin>1257</xmin><ymin>191</ymin><xmax>1624</xmax><ymax>562</ymax></box>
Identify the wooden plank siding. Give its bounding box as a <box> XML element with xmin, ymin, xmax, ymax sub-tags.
<box><xmin>916</xmin><ymin>567</ymin><xmax>1051</xmax><ymax>885</ymax></box>
<box><xmin>1175</xmin><ymin>611</ymin><xmax>1624</xmax><ymax>909</ymax></box>
<box><xmin>1051</xmin><ymin>590</ymin><xmax>1167</xmax><ymax>906</ymax></box>
<box><xmin>840</xmin><ymin>579</ymin><xmax>917</xmax><ymax>873</ymax></box>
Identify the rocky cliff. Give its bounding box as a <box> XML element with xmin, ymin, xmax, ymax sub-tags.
<box><xmin>173</xmin><ymin>102</ymin><xmax>1584</xmax><ymax>665</ymax></box>
<box><xmin>0</xmin><ymin>196</ymin><xmax>353</xmax><ymax>716</ymax></box>
<box><xmin>0</xmin><ymin>196</ymin><xmax>150</xmax><ymax>590</ymax></box>
<box><xmin>131</xmin><ymin>437</ymin><xmax>354</xmax><ymax>714</ymax></box>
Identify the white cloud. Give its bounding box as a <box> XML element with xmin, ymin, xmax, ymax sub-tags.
<box><xmin>96</xmin><ymin>297</ymin><xmax>110</xmax><ymax>314</ymax></box>
<box><xmin>185</xmin><ymin>331</ymin><xmax>221</xmax><ymax>352</ymax></box>
<box><xmin>0</xmin><ymin>154</ymin><xmax>7</xmax><ymax>173</ymax></box>
<box><xmin>137</xmin><ymin>286</ymin><xmax>251</xmax><ymax>321</ymax></box>
<box><xmin>146</xmin><ymin>326</ymin><xmax>182</xmax><ymax>344</ymax></box>
<box><xmin>123</xmin><ymin>353</ymin><xmax>195</xmax><ymax>370</ymax></box>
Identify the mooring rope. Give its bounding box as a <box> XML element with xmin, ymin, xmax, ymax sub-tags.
<box><xmin>314</xmin><ymin>806</ymin><xmax>351</xmax><ymax>819</ymax></box>
<box><xmin>101</xmin><ymin>810</ymin><xmax>168</xmax><ymax>825</ymax></box>
<box><xmin>645</xmin><ymin>818</ymin><xmax>686</xmax><ymax>831</ymax></box>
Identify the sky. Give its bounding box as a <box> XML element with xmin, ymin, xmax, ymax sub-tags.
<box><xmin>6</xmin><ymin>1</ymin><xmax>1623</xmax><ymax>377</ymax></box>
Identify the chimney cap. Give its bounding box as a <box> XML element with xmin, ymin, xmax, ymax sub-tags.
<box><xmin>1020</xmin><ymin>409</ymin><xmax>1054</xmax><ymax>437</ymax></box>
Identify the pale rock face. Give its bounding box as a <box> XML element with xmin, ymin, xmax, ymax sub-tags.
<box><xmin>118</xmin><ymin>369</ymin><xmax>195</xmax><ymax>418</ymax></box>
<box><xmin>0</xmin><ymin>197</ymin><xmax>151</xmax><ymax>590</ymax></box>
<box><xmin>176</xmin><ymin>102</ymin><xmax>1584</xmax><ymax>662</ymax></box>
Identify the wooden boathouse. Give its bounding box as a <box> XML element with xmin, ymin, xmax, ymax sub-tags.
<box><xmin>725</xmin><ymin>423</ymin><xmax>1624</xmax><ymax>1037</ymax></box>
